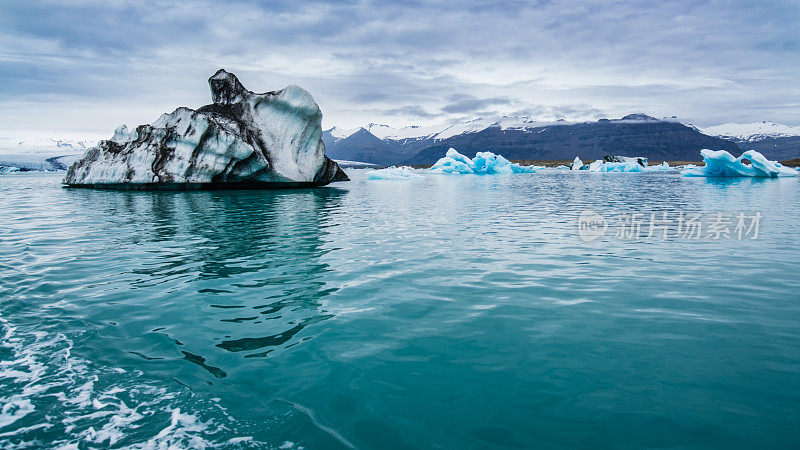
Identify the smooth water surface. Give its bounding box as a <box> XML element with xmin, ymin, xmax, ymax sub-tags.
<box><xmin>1</xmin><ymin>171</ymin><xmax>799</xmax><ymax>448</ymax></box>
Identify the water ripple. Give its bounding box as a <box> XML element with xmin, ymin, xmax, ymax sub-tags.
<box><xmin>1</xmin><ymin>171</ymin><xmax>799</xmax><ymax>447</ymax></box>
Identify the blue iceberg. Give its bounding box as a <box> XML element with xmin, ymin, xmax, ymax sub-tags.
<box><xmin>430</xmin><ymin>148</ymin><xmax>535</xmax><ymax>174</ymax></box>
<box><xmin>682</xmin><ymin>149</ymin><xmax>798</xmax><ymax>178</ymax></box>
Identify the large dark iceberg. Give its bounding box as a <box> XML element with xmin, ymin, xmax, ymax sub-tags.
<box><xmin>64</xmin><ymin>70</ymin><xmax>348</xmax><ymax>189</ymax></box>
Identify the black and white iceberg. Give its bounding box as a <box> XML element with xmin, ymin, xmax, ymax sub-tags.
<box><xmin>64</xmin><ymin>70</ymin><xmax>348</xmax><ymax>189</ymax></box>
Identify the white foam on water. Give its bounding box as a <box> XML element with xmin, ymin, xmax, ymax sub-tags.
<box><xmin>132</xmin><ymin>408</ymin><xmax>214</xmax><ymax>449</ymax></box>
<box><xmin>0</xmin><ymin>316</ymin><xmax>260</xmax><ymax>448</ymax></box>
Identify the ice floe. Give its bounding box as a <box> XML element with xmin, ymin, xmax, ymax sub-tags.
<box><xmin>682</xmin><ymin>149</ymin><xmax>798</xmax><ymax>177</ymax></box>
<box><xmin>367</xmin><ymin>166</ymin><xmax>425</xmax><ymax>180</ymax></box>
<box><xmin>430</xmin><ymin>148</ymin><xmax>535</xmax><ymax>174</ymax></box>
<box><xmin>582</xmin><ymin>156</ymin><xmax>673</xmax><ymax>173</ymax></box>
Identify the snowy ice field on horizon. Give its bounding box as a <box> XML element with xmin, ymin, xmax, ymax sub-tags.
<box><xmin>0</xmin><ymin>135</ymin><xmax>105</xmax><ymax>170</ymax></box>
<box><xmin>0</xmin><ymin>135</ymin><xmax>105</xmax><ymax>155</ymax></box>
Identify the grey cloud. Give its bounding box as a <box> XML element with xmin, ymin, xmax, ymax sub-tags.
<box><xmin>510</xmin><ymin>105</ymin><xmax>607</xmax><ymax>120</ymax></box>
<box><xmin>379</xmin><ymin>105</ymin><xmax>434</xmax><ymax>118</ymax></box>
<box><xmin>441</xmin><ymin>95</ymin><xmax>512</xmax><ymax>114</ymax></box>
<box><xmin>550</xmin><ymin>105</ymin><xmax>606</xmax><ymax>120</ymax></box>
<box><xmin>350</xmin><ymin>91</ymin><xmax>390</xmax><ymax>103</ymax></box>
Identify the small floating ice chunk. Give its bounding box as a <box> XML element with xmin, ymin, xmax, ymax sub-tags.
<box><xmin>366</xmin><ymin>166</ymin><xmax>425</xmax><ymax>180</ymax></box>
<box><xmin>682</xmin><ymin>149</ymin><xmax>798</xmax><ymax>177</ymax></box>
<box><xmin>570</xmin><ymin>156</ymin><xmax>583</xmax><ymax>171</ymax></box>
<box><xmin>645</xmin><ymin>161</ymin><xmax>671</xmax><ymax>171</ymax></box>
<box><xmin>430</xmin><ymin>148</ymin><xmax>535</xmax><ymax>174</ymax></box>
<box><xmin>586</xmin><ymin>159</ymin><xmax>644</xmax><ymax>172</ymax></box>
<box><xmin>585</xmin><ymin>156</ymin><xmax>670</xmax><ymax>172</ymax></box>
<box><xmin>604</xmin><ymin>161</ymin><xmax>645</xmax><ymax>172</ymax></box>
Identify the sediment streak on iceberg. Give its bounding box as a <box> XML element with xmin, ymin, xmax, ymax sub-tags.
<box><xmin>430</xmin><ymin>148</ymin><xmax>535</xmax><ymax>174</ymax></box>
<box><xmin>682</xmin><ymin>149</ymin><xmax>798</xmax><ymax>178</ymax></box>
<box><xmin>64</xmin><ymin>70</ymin><xmax>348</xmax><ymax>189</ymax></box>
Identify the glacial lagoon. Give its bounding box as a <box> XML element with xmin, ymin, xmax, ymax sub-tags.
<box><xmin>1</xmin><ymin>170</ymin><xmax>799</xmax><ymax>448</ymax></box>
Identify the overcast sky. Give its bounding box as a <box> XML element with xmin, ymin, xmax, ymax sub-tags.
<box><xmin>1</xmin><ymin>0</ymin><xmax>798</xmax><ymax>141</ymax></box>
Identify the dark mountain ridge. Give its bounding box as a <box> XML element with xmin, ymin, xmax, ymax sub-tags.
<box><xmin>323</xmin><ymin>114</ymin><xmax>743</xmax><ymax>165</ymax></box>
<box><xmin>322</xmin><ymin>128</ymin><xmax>403</xmax><ymax>165</ymax></box>
<box><xmin>409</xmin><ymin>119</ymin><xmax>740</xmax><ymax>163</ymax></box>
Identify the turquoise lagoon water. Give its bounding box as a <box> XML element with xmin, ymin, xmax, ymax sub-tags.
<box><xmin>1</xmin><ymin>170</ymin><xmax>799</xmax><ymax>448</ymax></box>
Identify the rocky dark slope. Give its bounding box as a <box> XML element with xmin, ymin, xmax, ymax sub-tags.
<box><xmin>322</xmin><ymin>128</ymin><xmax>403</xmax><ymax>165</ymax></box>
<box><xmin>408</xmin><ymin>119</ymin><xmax>741</xmax><ymax>164</ymax></box>
<box><xmin>728</xmin><ymin>136</ymin><xmax>800</xmax><ymax>161</ymax></box>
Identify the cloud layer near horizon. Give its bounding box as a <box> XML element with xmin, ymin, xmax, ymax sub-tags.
<box><xmin>1</xmin><ymin>0</ymin><xmax>798</xmax><ymax>139</ymax></box>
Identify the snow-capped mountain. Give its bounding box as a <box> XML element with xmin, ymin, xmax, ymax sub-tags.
<box><xmin>322</xmin><ymin>114</ymin><xmax>741</xmax><ymax>165</ymax></box>
<box><xmin>328</xmin><ymin>114</ymin><xmax>677</xmax><ymax>144</ymax></box>
<box><xmin>700</xmin><ymin>121</ymin><xmax>800</xmax><ymax>142</ymax></box>
<box><xmin>328</xmin><ymin>117</ymin><xmax>575</xmax><ymax>143</ymax></box>
<box><xmin>697</xmin><ymin>121</ymin><xmax>800</xmax><ymax>160</ymax></box>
